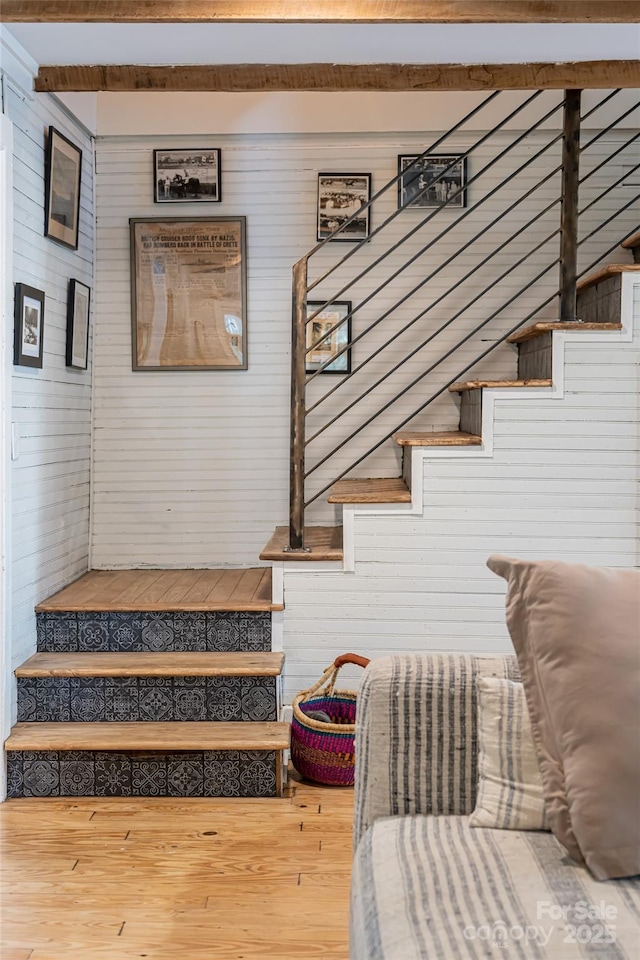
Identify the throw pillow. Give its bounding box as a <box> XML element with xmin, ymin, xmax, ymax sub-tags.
<box><xmin>470</xmin><ymin>676</ymin><xmax>548</xmax><ymax>831</ymax></box>
<box><xmin>487</xmin><ymin>555</ymin><xmax>640</xmax><ymax>880</ymax></box>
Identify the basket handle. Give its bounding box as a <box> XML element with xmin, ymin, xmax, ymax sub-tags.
<box><xmin>297</xmin><ymin>653</ymin><xmax>371</xmax><ymax>703</ymax></box>
<box><xmin>333</xmin><ymin>653</ymin><xmax>371</xmax><ymax>670</ymax></box>
<box><xmin>326</xmin><ymin>653</ymin><xmax>371</xmax><ymax>696</ymax></box>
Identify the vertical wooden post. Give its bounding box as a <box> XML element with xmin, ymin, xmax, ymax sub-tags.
<box><xmin>288</xmin><ymin>257</ymin><xmax>308</xmax><ymax>551</ymax></box>
<box><xmin>559</xmin><ymin>88</ymin><xmax>582</xmax><ymax>321</ymax></box>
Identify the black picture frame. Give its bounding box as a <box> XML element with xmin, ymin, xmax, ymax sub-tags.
<box><xmin>14</xmin><ymin>283</ymin><xmax>45</xmax><ymax>369</ymax></box>
<box><xmin>306</xmin><ymin>301</ymin><xmax>352</xmax><ymax>374</ymax></box>
<box><xmin>154</xmin><ymin>148</ymin><xmax>222</xmax><ymax>203</ymax></box>
<box><xmin>397</xmin><ymin>154</ymin><xmax>467</xmax><ymax>209</ymax></box>
<box><xmin>66</xmin><ymin>279</ymin><xmax>91</xmax><ymax>369</ymax></box>
<box><xmin>317</xmin><ymin>173</ymin><xmax>371</xmax><ymax>242</ymax></box>
<box><xmin>44</xmin><ymin>126</ymin><xmax>82</xmax><ymax>249</ymax></box>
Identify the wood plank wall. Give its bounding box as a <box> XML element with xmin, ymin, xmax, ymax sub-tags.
<box><xmin>91</xmin><ymin>100</ymin><xmax>639</xmax><ymax>568</ymax></box>
<box><xmin>281</xmin><ymin>283</ymin><xmax>640</xmax><ymax>700</ymax></box>
<box><xmin>3</xmin><ymin>39</ymin><xmax>95</xmax><ymax>678</ymax></box>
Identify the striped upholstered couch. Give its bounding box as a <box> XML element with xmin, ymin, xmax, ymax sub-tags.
<box><xmin>350</xmin><ymin>654</ymin><xmax>640</xmax><ymax>960</ymax></box>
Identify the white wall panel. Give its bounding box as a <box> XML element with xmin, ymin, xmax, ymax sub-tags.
<box><xmin>280</xmin><ymin>279</ymin><xmax>639</xmax><ymax>701</ymax></box>
<box><xmin>3</xmin><ymin>36</ymin><xmax>94</xmax><ymax>682</ymax></box>
<box><xmin>92</xmin><ymin>106</ymin><xmax>638</xmax><ymax>568</ymax></box>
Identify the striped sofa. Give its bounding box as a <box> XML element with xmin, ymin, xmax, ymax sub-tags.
<box><xmin>351</xmin><ymin>654</ymin><xmax>640</xmax><ymax>960</ymax></box>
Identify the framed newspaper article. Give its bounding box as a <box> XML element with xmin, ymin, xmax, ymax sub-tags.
<box><xmin>130</xmin><ymin>217</ymin><xmax>247</xmax><ymax>370</ymax></box>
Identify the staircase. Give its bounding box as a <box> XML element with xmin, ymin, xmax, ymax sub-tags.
<box><xmin>5</xmin><ymin>90</ymin><xmax>639</xmax><ymax>797</ymax></box>
<box><xmin>268</xmin><ymin>248</ymin><xmax>639</xmax><ymax>701</ymax></box>
<box><xmin>6</xmin><ymin>570</ymin><xmax>289</xmax><ymax>797</ymax></box>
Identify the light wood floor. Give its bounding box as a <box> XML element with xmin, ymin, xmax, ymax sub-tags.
<box><xmin>0</xmin><ymin>771</ymin><xmax>353</xmax><ymax>960</ymax></box>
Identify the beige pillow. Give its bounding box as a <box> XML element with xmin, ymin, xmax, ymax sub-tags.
<box><xmin>470</xmin><ymin>676</ymin><xmax>548</xmax><ymax>831</ymax></box>
<box><xmin>487</xmin><ymin>555</ymin><xmax>640</xmax><ymax>880</ymax></box>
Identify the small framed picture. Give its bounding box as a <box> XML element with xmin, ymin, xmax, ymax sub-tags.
<box><xmin>306</xmin><ymin>301</ymin><xmax>352</xmax><ymax>374</ymax></box>
<box><xmin>398</xmin><ymin>154</ymin><xmax>467</xmax><ymax>209</ymax></box>
<box><xmin>14</xmin><ymin>283</ymin><xmax>45</xmax><ymax>368</ymax></box>
<box><xmin>317</xmin><ymin>173</ymin><xmax>371</xmax><ymax>242</ymax></box>
<box><xmin>154</xmin><ymin>148</ymin><xmax>221</xmax><ymax>203</ymax></box>
<box><xmin>66</xmin><ymin>279</ymin><xmax>91</xmax><ymax>369</ymax></box>
<box><xmin>45</xmin><ymin>126</ymin><xmax>82</xmax><ymax>249</ymax></box>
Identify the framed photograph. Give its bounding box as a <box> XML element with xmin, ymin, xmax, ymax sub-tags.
<box><xmin>130</xmin><ymin>217</ymin><xmax>247</xmax><ymax>371</ymax></box>
<box><xmin>66</xmin><ymin>279</ymin><xmax>91</xmax><ymax>369</ymax></box>
<box><xmin>154</xmin><ymin>148</ymin><xmax>221</xmax><ymax>203</ymax></box>
<box><xmin>306</xmin><ymin>301</ymin><xmax>352</xmax><ymax>374</ymax></box>
<box><xmin>44</xmin><ymin>126</ymin><xmax>82</xmax><ymax>249</ymax></box>
<box><xmin>317</xmin><ymin>173</ymin><xmax>371</xmax><ymax>242</ymax></box>
<box><xmin>14</xmin><ymin>283</ymin><xmax>45</xmax><ymax>368</ymax></box>
<box><xmin>398</xmin><ymin>154</ymin><xmax>467</xmax><ymax>209</ymax></box>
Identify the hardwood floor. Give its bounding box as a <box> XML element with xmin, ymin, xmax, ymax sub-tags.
<box><xmin>0</xmin><ymin>771</ymin><xmax>353</xmax><ymax>959</ymax></box>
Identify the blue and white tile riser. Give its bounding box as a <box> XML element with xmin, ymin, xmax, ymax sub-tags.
<box><xmin>17</xmin><ymin>676</ymin><xmax>278</xmax><ymax>722</ymax></box>
<box><xmin>7</xmin><ymin>750</ymin><xmax>280</xmax><ymax>798</ymax></box>
<box><xmin>37</xmin><ymin>611</ymin><xmax>272</xmax><ymax>652</ymax></box>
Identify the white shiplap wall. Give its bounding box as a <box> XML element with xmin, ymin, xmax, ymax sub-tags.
<box><xmin>3</xmin><ymin>36</ymin><xmax>94</xmax><ymax>682</ymax></box>
<box><xmin>91</xmin><ymin>93</ymin><xmax>639</xmax><ymax>568</ymax></box>
<box><xmin>280</xmin><ymin>275</ymin><xmax>640</xmax><ymax>701</ymax></box>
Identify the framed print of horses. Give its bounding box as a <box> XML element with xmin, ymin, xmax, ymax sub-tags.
<box><xmin>154</xmin><ymin>149</ymin><xmax>221</xmax><ymax>203</ymax></box>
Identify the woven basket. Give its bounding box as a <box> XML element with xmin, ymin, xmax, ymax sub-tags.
<box><xmin>290</xmin><ymin>653</ymin><xmax>370</xmax><ymax>786</ymax></box>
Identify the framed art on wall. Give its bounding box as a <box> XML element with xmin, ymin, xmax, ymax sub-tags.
<box><xmin>398</xmin><ymin>154</ymin><xmax>467</xmax><ymax>209</ymax></box>
<box><xmin>66</xmin><ymin>279</ymin><xmax>91</xmax><ymax>369</ymax></box>
<box><xmin>44</xmin><ymin>126</ymin><xmax>82</xmax><ymax>249</ymax></box>
<box><xmin>306</xmin><ymin>301</ymin><xmax>352</xmax><ymax>374</ymax></box>
<box><xmin>317</xmin><ymin>173</ymin><xmax>371</xmax><ymax>242</ymax></box>
<box><xmin>154</xmin><ymin>149</ymin><xmax>221</xmax><ymax>203</ymax></box>
<box><xmin>14</xmin><ymin>283</ymin><xmax>45</xmax><ymax>368</ymax></box>
<box><xmin>130</xmin><ymin>217</ymin><xmax>247</xmax><ymax>371</ymax></box>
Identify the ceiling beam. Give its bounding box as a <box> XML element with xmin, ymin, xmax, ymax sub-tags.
<box><xmin>3</xmin><ymin>1</ymin><xmax>640</xmax><ymax>23</ymax></box>
<box><xmin>34</xmin><ymin>60</ymin><xmax>640</xmax><ymax>92</ymax></box>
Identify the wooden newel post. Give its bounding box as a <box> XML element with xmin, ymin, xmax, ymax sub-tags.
<box><xmin>288</xmin><ymin>257</ymin><xmax>308</xmax><ymax>551</ymax></box>
<box><xmin>559</xmin><ymin>88</ymin><xmax>582</xmax><ymax>321</ymax></box>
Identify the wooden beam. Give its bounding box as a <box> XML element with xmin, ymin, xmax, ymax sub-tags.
<box><xmin>3</xmin><ymin>1</ymin><xmax>640</xmax><ymax>23</ymax></box>
<box><xmin>34</xmin><ymin>60</ymin><xmax>640</xmax><ymax>92</ymax></box>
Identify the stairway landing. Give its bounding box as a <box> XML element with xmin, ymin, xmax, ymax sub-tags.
<box><xmin>37</xmin><ymin>568</ymin><xmax>282</xmax><ymax>613</ymax></box>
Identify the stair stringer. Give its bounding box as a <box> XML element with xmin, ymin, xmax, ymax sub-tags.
<box><xmin>277</xmin><ymin>274</ymin><xmax>638</xmax><ymax>701</ymax></box>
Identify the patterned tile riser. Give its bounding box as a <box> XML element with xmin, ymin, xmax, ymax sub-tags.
<box><xmin>17</xmin><ymin>676</ymin><xmax>277</xmax><ymax>722</ymax></box>
<box><xmin>6</xmin><ymin>750</ymin><xmax>280</xmax><ymax>798</ymax></box>
<box><xmin>37</xmin><ymin>612</ymin><xmax>271</xmax><ymax>653</ymax></box>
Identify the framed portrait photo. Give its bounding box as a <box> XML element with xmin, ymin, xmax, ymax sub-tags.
<box><xmin>154</xmin><ymin>148</ymin><xmax>221</xmax><ymax>203</ymax></box>
<box><xmin>66</xmin><ymin>279</ymin><xmax>91</xmax><ymax>369</ymax></box>
<box><xmin>130</xmin><ymin>217</ymin><xmax>247</xmax><ymax>371</ymax></box>
<box><xmin>14</xmin><ymin>283</ymin><xmax>45</xmax><ymax>368</ymax></box>
<box><xmin>398</xmin><ymin>154</ymin><xmax>467</xmax><ymax>209</ymax></box>
<box><xmin>45</xmin><ymin>126</ymin><xmax>82</xmax><ymax>249</ymax></box>
<box><xmin>317</xmin><ymin>173</ymin><xmax>371</xmax><ymax>242</ymax></box>
<box><xmin>306</xmin><ymin>301</ymin><xmax>352</xmax><ymax>375</ymax></box>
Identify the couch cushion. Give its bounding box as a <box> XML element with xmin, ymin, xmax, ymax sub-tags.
<box><xmin>351</xmin><ymin>816</ymin><xmax>640</xmax><ymax>960</ymax></box>
<box><xmin>354</xmin><ymin>654</ymin><xmax>520</xmax><ymax>850</ymax></box>
<box><xmin>487</xmin><ymin>555</ymin><xmax>640</xmax><ymax>880</ymax></box>
<box><xmin>470</xmin><ymin>676</ymin><xmax>548</xmax><ymax>831</ymax></box>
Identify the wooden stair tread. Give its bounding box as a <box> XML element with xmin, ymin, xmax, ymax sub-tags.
<box><xmin>621</xmin><ymin>231</ymin><xmax>640</xmax><ymax>250</ymax></box>
<box><xmin>15</xmin><ymin>652</ymin><xmax>285</xmax><ymax>679</ymax></box>
<box><xmin>576</xmin><ymin>263</ymin><xmax>640</xmax><ymax>292</ymax></box>
<box><xmin>394</xmin><ymin>430</ymin><xmax>482</xmax><ymax>446</ymax></box>
<box><xmin>260</xmin><ymin>526</ymin><xmax>343</xmax><ymax>562</ymax></box>
<box><xmin>328</xmin><ymin>477</ymin><xmax>410</xmax><ymax>503</ymax></box>
<box><xmin>36</xmin><ymin>568</ymin><xmax>283</xmax><ymax>613</ymax></box>
<box><xmin>507</xmin><ymin>321</ymin><xmax>623</xmax><ymax>343</ymax></box>
<box><xmin>449</xmin><ymin>378</ymin><xmax>552</xmax><ymax>392</ymax></box>
<box><xmin>5</xmin><ymin>721</ymin><xmax>290</xmax><ymax>752</ymax></box>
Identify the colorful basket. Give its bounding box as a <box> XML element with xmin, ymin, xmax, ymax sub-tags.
<box><xmin>290</xmin><ymin>653</ymin><xmax>370</xmax><ymax>786</ymax></box>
